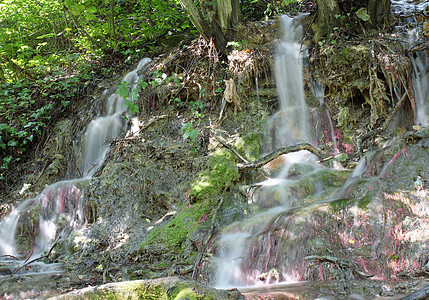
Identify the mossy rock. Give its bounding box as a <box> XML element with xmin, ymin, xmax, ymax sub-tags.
<box><xmin>54</xmin><ymin>276</ymin><xmax>244</xmax><ymax>299</ymax></box>
<box><xmin>188</xmin><ymin>148</ymin><xmax>239</xmax><ymax>201</ymax></box>
<box><xmin>139</xmin><ymin>200</ymin><xmax>213</xmax><ymax>260</ymax></box>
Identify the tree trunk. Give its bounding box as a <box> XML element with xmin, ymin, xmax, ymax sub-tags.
<box><xmin>0</xmin><ymin>65</ymin><xmax>4</xmax><ymax>82</ymax></box>
<box><xmin>313</xmin><ymin>0</ymin><xmax>341</xmax><ymax>41</ymax></box>
<box><xmin>368</xmin><ymin>0</ymin><xmax>392</xmax><ymax>29</ymax></box>
<box><xmin>178</xmin><ymin>0</ymin><xmax>241</xmax><ymax>54</ymax></box>
<box><xmin>216</xmin><ymin>0</ymin><xmax>241</xmax><ymax>40</ymax></box>
<box><xmin>178</xmin><ymin>0</ymin><xmax>212</xmax><ymax>41</ymax></box>
<box><xmin>314</xmin><ymin>0</ymin><xmax>392</xmax><ymax>40</ymax></box>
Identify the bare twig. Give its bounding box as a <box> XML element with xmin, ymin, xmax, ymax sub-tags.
<box><xmin>357</xmin><ymin>92</ymin><xmax>408</xmax><ymax>157</ymax></box>
<box><xmin>305</xmin><ymin>255</ymin><xmax>372</xmax><ymax>278</ymax></box>
<box><xmin>0</xmin><ymin>254</ymin><xmax>19</xmax><ymax>260</ymax></box>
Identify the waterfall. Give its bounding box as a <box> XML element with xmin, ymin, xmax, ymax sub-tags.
<box><xmin>214</xmin><ymin>3</ymin><xmax>429</xmax><ymax>290</ymax></box>
<box><xmin>214</xmin><ymin>15</ymin><xmax>317</xmax><ymax>288</ymax></box>
<box><xmin>411</xmin><ymin>51</ymin><xmax>428</xmax><ymax>127</ymax></box>
<box><xmin>268</xmin><ymin>16</ymin><xmax>313</xmax><ymax>148</ymax></box>
<box><xmin>0</xmin><ymin>58</ymin><xmax>151</xmax><ymax>265</ymax></box>
<box><xmin>391</xmin><ymin>0</ymin><xmax>428</xmax><ymax>126</ymax></box>
<box><xmin>81</xmin><ymin>57</ymin><xmax>151</xmax><ymax>176</ymax></box>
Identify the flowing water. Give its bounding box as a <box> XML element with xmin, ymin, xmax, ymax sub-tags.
<box><xmin>215</xmin><ymin>15</ymin><xmax>319</xmax><ymax>288</ymax></box>
<box><xmin>411</xmin><ymin>51</ymin><xmax>429</xmax><ymax>127</ymax></box>
<box><xmin>391</xmin><ymin>0</ymin><xmax>429</xmax><ymax>127</ymax></box>
<box><xmin>0</xmin><ymin>58</ymin><xmax>151</xmax><ymax>280</ymax></box>
<box><xmin>0</xmin><ymin>1</ymin><xmax>428</xmax><ymax>298</ymax></box>
<box><xmin>215</xmin><ymin>3</ymin><xmax>429</xmax><ymax>292</ymax></box>
<box><xmin>268</xmin><ymin>15</ymin><xmax>313</xmax><ymax>149</ymax></box>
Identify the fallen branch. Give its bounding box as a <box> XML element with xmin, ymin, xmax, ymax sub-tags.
<box><xmin>305</xmin><ymin>255</ymin><xmax>372</xmax><ymax>278</ymax></box>
<box><xmin>401</xmin><ymin>284</ymin><xmax>429</xmax><ymax>300</ymax></box>
<box><xmin>357</xmin><ymin>92</ymin><xmax>408</xmax><ymax>157</ymax></box>
<box><xmin>192</xmin><ymin>197</ymin><xmax>223</xmax><ymax>281</ymax></box>
<box><xmin>212</xmin><ymin>130</ymin><xmax>271</xmax><ymax>179</ymax></box>
<box><xmin>237</xmin><ymin>143</ymin><xmax>328</xmax><ymax>171</ymax></box>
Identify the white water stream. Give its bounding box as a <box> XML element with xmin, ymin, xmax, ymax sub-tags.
<box><xmin>391</xmin><ymin>0</ymin><xmax>429</xmax><ymax>127</ymax></box>
<box><xmin>0</xmin><ymin>58</ymin><xmax>151</xmax><ymax>271</ymax></box>
<box><xmin>268</xmin><ymin>16</ymin><xmax>313</xmax><ymax>148</ymax></box>
<box><xmin>215</xmin><ymin>15</ymin><xmax>317</xmax><ymax>288</ymax></box>
<box><xmin>215</xmin><ymin>2</ymin><xmax>428</xmax><ymax>289</ymax></box>
<box><xmin>411</xmin><ymin>51</ymin><xmax>429</xmax><ymax>127</ymax></box>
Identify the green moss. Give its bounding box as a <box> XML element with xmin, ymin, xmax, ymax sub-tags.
<box><xmin>170</xmin><ymin>284</ymin><xmax>218</xmax><ymax>300</ymax></box>
<box><xmin>123</xmin><ymin>282</ymin><xmax>168</xmax><ymax>300</ymax></box>
<box><xmin>235</xmin><ymin>132</ymin><xmax>262</xmax><ymax>162</ymax></box>
<box><xmin>66</xmin><ymin>279</ymin><xmax>226</xmax><ymax>299</ymax></box>
<box><xmin>138</xmin><ymin>137</ymin><xmax>253</xmax><ymax>259</ymax></box>
<box><xmin>188</xmin><ymin>148</ymin><xmax>239</xmax><ymax>201</ymax></box>
<box><xmin>358</xmin><ymin>192</ymin><xmax>373</xmax><ymax>210</ymax></box>
<box><xmin>329</xmin><ymin>198</ymin><xmax>355</xmax><ymax>212</ymax></box>
<box><xmin>140</xmin><ymin>201</ymin><xmax>212</xmax><ymax>257</ymax></box>
<box><xmin>174</xmin><ymin>287</ymin><xmax>200</xmax><ymax>300</ymax></box>
<box><xmin>75</xmin><ymin>282</ymin><xmax>169</xmax><ymax>299</ymax></box>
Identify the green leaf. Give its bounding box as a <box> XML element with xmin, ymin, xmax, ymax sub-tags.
<box><xmin>124</xmin><ymin>100</ymin><xmax>139</xmax><ymax>114</ymax></box>
<box><xmin>8</xmin><ymin>140</ymin><xmax>18</xmax><ymax>147</ymax></box>
<box><xmin>117</xmin><ymin>81</ymin><xmax>130</xmax><ymax>98</ymax></box>
<box><xmin>356</xmin><ymin>8</ymin><xmax>371</xmax><ymax>22</ymax></box>
<box><xmin>181</xmin><ymin>123</ymin><xmax>192</xmax><ymax>132</ymax></box>
<box><xmin>183</xmin><ymin>128</ymin><xmax>200</xmax><ymax>141</ymax></box>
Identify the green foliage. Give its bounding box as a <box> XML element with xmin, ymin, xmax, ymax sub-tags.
<box><xmin>116</xmin><ymin>71</ymin><xmax>183</xmax><ymax>116</ymax></box>
<box><xmin>116</xmin><ymin>80</ymin><xmax>144</xmax><ymax>115</ymax></box>
<box><xmin>242</xmin><ymin>0</ymin><xmax>301</xmax><ymax>20</ymax></box>
<box><xmin>189</xmin><ymin>101</ymin><xmax>205</xmax><ymax>119</ymax></box>
<box><xmin>180</xmin><ymin>100</ymin><xmax>205</xmax><ymax>150</ymax></box>
<box><xmin>0</xmin><ymin>0</ymin><xmax>188</xmax><ymax>82</ymax></box>
<box><xmin>181</xmin><ymin>123</ymin><xmax>201</xmax><ymax>150</ymax></box>
<box><xmin>0</xmin><ymin>0</ymin><xmax>189</xmax><ymax>182</ymax></box>
<box><xmin>0</xmin><ymin>75</ymin><xmax>83</xmax><ymax>178</ymax></box>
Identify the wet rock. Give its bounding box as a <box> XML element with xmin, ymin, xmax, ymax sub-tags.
<box><xmin>52</xmin><ymin>276</ymin><xmax>244</xmax><ymax>299</ymax></box>
<box><xmin>229</xmin><ymin>138</ymin><xmax>429</xmax><ymax>286</ymax></box>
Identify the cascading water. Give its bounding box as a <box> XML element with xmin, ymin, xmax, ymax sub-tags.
<box><xmin>268</xmin><ymin>16</ymin><xmax>313</xmax><ymax>149</ymax></box>
<box><xmin>215</xmin><ymin>4</ymin><xmax>429</xmax><ymax>291</ymax></box>
<box><xmin>411</xmin><ymin>50</ymin><xmax>429</xmax><ymax>127</ymax></box>
<box><xmin>0</xmin><ymin>58</ymin><xmax>151</xmax><ymax>274</ymax></box>
<box><xmin>215</xmin><ymin>15</ymin><xmax>319</xmax><ymax>288</ymax></box>
<box><xmin>391</xmin><ymin>0</ymin><xmax>429</xmax><ymax>127</ymax></box>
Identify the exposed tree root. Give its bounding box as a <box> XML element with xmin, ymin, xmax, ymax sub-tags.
<box><xmin>305</xmin><ymin>255</ymin><xmax>372</xmax><ymax>278</ymax></box>
<box><xmin>237</xmin><ymin>143</ymin><xmax>328</xmax><ymax>171</ymax></box>
<box><xmin>357</xmin><ymin>92</ymin><xmax>408</xmax><ymax>157</ymax></box>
